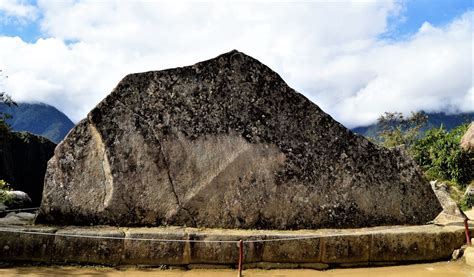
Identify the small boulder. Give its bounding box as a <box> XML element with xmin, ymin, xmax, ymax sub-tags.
<box><xmin>460</xmin><ymin>122</ymin><xmax>474</xmax><ymax>152</ymax></box>
<box><xmin>431</xmin><ymin>181</ymin><xmax>465</xmax><ymax>224</ymax></box>
<box><xmin>2</xmin><ymin>190</ymin><xmax>32</xmax><ymax>210</ymax></box>
<box><xmin>452</xmin><ymin>246</ymin><xmax>467</xmax><ymax>260</ymax></box>
<box><xmin>465</xmin><ymin>184</ymin><xmax>474</xmax><ymax>196</ymax></box>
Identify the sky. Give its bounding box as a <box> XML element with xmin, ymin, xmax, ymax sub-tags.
<box><xmin>0</xmin><ymin>0</ymin><xmax>472</xmax><ymax>128</ymax></box>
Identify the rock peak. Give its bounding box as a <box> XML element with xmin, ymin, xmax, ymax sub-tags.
<box><xmin>195</xmin><ymin>49</ymin><xmax>266</xmax><ymax>69</ymax></box>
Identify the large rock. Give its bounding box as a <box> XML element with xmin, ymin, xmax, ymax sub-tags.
<box><xmin>461</xmin><ymin>122</ymin><xmax>474</xmax><ymax>152</ymax></box>
<box><xmin>0</xmin><ymin>131</ymin><xmax>56</xmax><ymax>206</ymax></box>
<box><xmin>36</xmin><ymin>50</ymin><xmax>442</xmax><ymax>229</ymax></box>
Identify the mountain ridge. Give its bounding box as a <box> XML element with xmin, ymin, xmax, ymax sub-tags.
<box><xmin>0</xmin><ymin>102</ymin><xmax>75</xmax><ymax>143</ymax></box>
<box><xmin>352</xmin><ymin>111</ymin><xmax>474</xmax><ymax>138</ymax></box>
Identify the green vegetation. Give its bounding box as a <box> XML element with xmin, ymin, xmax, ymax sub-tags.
<box><xmin>374</xmin><ymin>112</ymin><xmax>473</xmax><ymax>210</ymax></box>
<box><xmin>0</xmin><ymin>179</ymin><xmax>12</xmax><ymax>205</ymax></box>
<box><xmin>353</xmin><ymin>111</ymin><xmax>474</xmax><ymax>138</ymax></box>
<box><xmin>377</xmin><ymin>111</ymin><xmax>428</xmax><ymax>149</ymax></box>
<box><xmin>412</xmin><ymin>124</ymin><xmax>472</xmax><ymax>187</ymax></box>
<box><xmin>0</xmin><ymin>96</ymin><xmax>15</xmax><ymax>141</ymax></box>
<box><xmin>0</xmin><ymin>70</ymin><xmax>16</xmax><ymax>141</ymax></box>
<box><xmin>460</xmin><ymin>193</ymin><xmax>474</xmax><ymax>211</ymax></box>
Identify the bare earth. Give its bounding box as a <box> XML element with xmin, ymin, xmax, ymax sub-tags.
<box><xmin>0</xmin><ymin>262</ymin><xmax>472</xmax><ymax>277</ymax></box>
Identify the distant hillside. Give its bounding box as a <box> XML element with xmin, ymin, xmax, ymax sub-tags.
<box><xmin>0</xmin><ymin>103</ymin><xmax>75</xmax><ymax>143</ymax></box>
<box><xmin>352</xmin><ymin>112</ymin><xmax>474</xmax><ymax>138</ymax></box>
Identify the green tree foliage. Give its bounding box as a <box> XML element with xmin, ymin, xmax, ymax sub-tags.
<box><xmin>0</xmin><ymin>70</ymin><xmax>16</xmax><ymax>140</ymax></box>
<box><xmin>460</xmin><ymin>194</ymin><xmax>474</xmax><ymax>211</ymax></box>
<box><xmin>412</xmin><ymin>124</ymin><xmax>473</xmax><ymax>187</ymax></box>
<box><xmin>377</xmin><ymin>111</ymin><xmax>428</xmax><ymax>148</ymax></box>
<box><xmin>375</xmin><ymin>111</ymin><xmax>473</xmax><ymax>209</ymax></box>
<box><xmin>0</xmin><ymin>180</ymin><xmax>12</xmax><ymax>205</ymax></box>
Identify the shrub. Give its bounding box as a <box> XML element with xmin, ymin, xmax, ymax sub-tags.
<box><xmin>0</xmin><ymin>94</ymin><xmax>15</xmax><ymax>142</ymax></box>
<box><xmin>0</xmin><ymin>179</ymin><xmax>12</xmax><ymax>205</ymax></box>
<box><xmin>459</xmin><ymin>194</ymin><xmax>474</xmax><ymax>211</ymax></box>
<box><xmin>412</xmin><ymin>124</ymin><xmax>473</xmax><ymax>187</ymax></box>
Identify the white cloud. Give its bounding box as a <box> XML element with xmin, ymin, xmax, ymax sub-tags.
<box><xmin>326</xmin><ymin>12</ymin><xmax>474</xmax><ymax>126</ymax></box>
<box><xmin>0</xmin><ymin>1</ymin><xmax>472</xmax><ymax>128</ymax></box>
<box><xmin>0</xmin><ymin>0</ymin><xmax>38</xmax><ymax>23</ymax></box>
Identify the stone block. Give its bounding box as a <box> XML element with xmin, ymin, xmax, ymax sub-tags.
<box><xmin>370</xmin><ymin>228</ymin><xmax>465</xmax><ymax>262</ymax></box>
<box><xmin>464</xmin><ymin>247</ymin><xmax>474</xmax><ymax>267</ymax></box>
<box><xmin>52</xmin><ymin>227</ymin><xmax>124</xmax><ymax>265</ymax></box>
<box><xmin>188</xmin><ymin>232</ymin><xmax>264</xmax><ymax>264</ymax></box>
<box><xmin>262</xmin><ymin>235</ymin><xmax>321</xmax><ymax>263</ymax></box>
<box><xmin>122</xmin><ymin>227</ymin><xmax>188</xmax><ymax>265</ymax></box>
<box><xmin>0</xmin><ymin>226</ymin><xmax>56</xmax><ymax>263</ymax></box>
<box><xmin>320</xmin><ymin>234</ymin><xmax>370</xmax><ymax>264</ymax></box>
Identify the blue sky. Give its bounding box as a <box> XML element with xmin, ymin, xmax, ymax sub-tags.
<box><xmin>0</xmin><ymin>1</ymin><xmax>472</xmax><ymax>127</ymax></box>
<box><xmin>3</xmin><ymin>0</ymin><xmax>472</xmax><ymax>43</ymax></box>
<box><xmin>0</xmin><ymin>0</ymin><xmax>40</xmax><ymax>42</ymax></box>
<box><xmin>384</xmin><ymin>0</ymin><xmax>472</xmax><ymax>39</ymax></box>
<box><xmin>0</xmin><ymin>15</ymin><xmax>41</xmax><ymax>42</ymax></box>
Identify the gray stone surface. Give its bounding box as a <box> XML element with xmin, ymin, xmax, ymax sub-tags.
<box><xmin>52</xmin><ymin>228</ymin><xmax>124</xmax><ymax>265</ymax></box>
<box><xmin>188</xmin><ymin>233</ymin><xmax>262</xmax><ymax>264</ymax></box>
<box><xmin>321</xmin><ymin>234</ymin><xmax>371</xmax><ymax>264</ymax></box>
<box><xmin>122</xmin><ymin>227</ymin><xmax>189</xmax><ymax>265</ymax></box>
<box><xmin>370</xmin><ymin>227</ymin><xmax>465</xmax><ymax>262</ymax></box>
<box><xmin>36</xmin><ymin>50</ymin><xmax>442</xmax><ymax>229</ymax></box>
<box><xmin>0</xmin><ymin>226</ymin><xmax>57</xmax><ymax>262</ymax></box>
<box><xmin>0</xmin><ymin>212</ymin><xmax>36</xmax><ymax>226</ymax></box>
<box><xmin>262</xmin><ymin>235</ymin><xmax>320</xmax><ymax>263</ymax></box>
<box><xmin>431</xmin><ymin>180</ymin><xmax>465</xmax><ymax>224</ymax></box>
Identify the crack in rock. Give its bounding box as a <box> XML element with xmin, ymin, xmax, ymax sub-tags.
<box><xmin>114</xmin><ymin>99</ymin><xmax>196</xmax><ymax>226</ymax></box>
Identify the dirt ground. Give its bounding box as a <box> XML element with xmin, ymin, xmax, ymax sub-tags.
<box><xmin>0</xmin><ymin>261</ymin><xmax>472</xmax><ymax>277</ymax></box>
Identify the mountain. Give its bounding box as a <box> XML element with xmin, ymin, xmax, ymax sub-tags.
<box><xmin>352</xmin><ymin>112</ymin><xmax>474</xmax><ymax>138</ymax></box>
<box><xmin>0</xmin><ymin>103</ymin><xmax>75</xmax><ymax>143</ymax></box>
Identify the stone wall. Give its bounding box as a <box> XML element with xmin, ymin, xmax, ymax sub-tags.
<box><xmin>0</xmin><ymin>224</ymin><xmax>468</xmax><ymax>268</ymax></box>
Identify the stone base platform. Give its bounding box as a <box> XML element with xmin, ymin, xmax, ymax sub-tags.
<box><xmin>0</xmin><ymin>223</ymin><xmax>471</xmax><ymax>269</ymax></box>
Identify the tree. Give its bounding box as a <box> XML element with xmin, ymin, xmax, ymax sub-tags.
<box><xmin>412</xmin><ymin>124</ymin><xmax>473</xmax><ymax>187</ymax></box>
<box><xmin>0</xmin><ymin>70</ymin><xmax>16</xmax><ymax>140</ymax></box>
<box><xmin>377</xmin><ymin>111</ymin><xmax>428</xmax><ymax>149</ymax></box>
<box><xmin>0</xmin><ymin>179</ymin><xmax>12</xmax><ymax>205</ymax></box>
<box><xmin>374</xmin><ymin>111</ymin><xmax>473</xmax><ymax>210</ymax></box>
